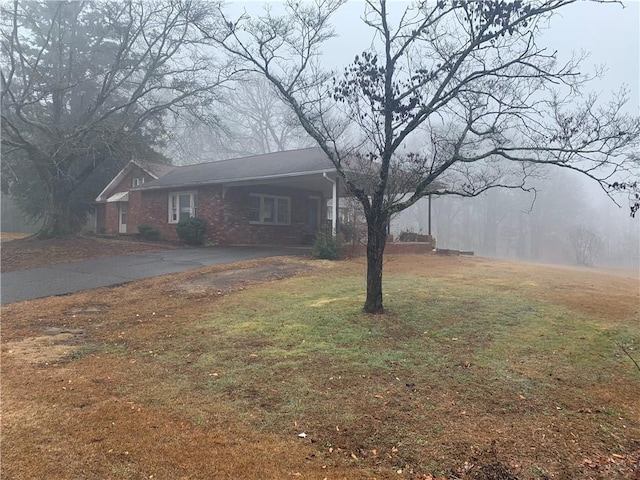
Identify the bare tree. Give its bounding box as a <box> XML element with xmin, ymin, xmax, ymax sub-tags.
<box><xmin>1</xmin><ymin>0</ymin><xmax>228</xmax><ymax>236</ymax></box>
<box><xmin>162</xmin><ymin>113</ymin><xmax>228</xmax><ymax>165</ymax></box>
<box><xmin>218</xmin><ymin>77</ymin><xmax>313</xmax><ymax>157</ymax></box>
<box><xmin>569</xmin><ymin>225</ymin><xmax>604</xmax><ymax>266</ymax></box>
<box><xmin>199</xmin><ymin>0</ymin><xmax>639</xmax><ymax>313</ymax></box>
<box><xmin>164</xmin><ymin>76</ymin><xmax>313</xmax><ymax>165</ymax></box>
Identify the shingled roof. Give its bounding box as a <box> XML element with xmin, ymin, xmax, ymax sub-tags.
<box><xmin>134</xmin><ymin>147</ymin><xmax>336</xmax><ymax>191</ymax></box>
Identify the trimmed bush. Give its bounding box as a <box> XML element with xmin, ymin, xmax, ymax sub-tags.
<box><xmin>138</xmin><ymin>224</ymin><xmax>161</xmax><ymax>241</ymax></box>
<box><xmin>399</xmin><ymin>230</ymin><xmax>419</xmax><ymax>242</ymax></box>
<box><xmin>312</xmin><ymin>226</ymin><xmax>342</xmax><ymax>260</ymax></box>
<box><xmin>176</xmin><ymin>217</ymin><xmax>207</xmax><ymax>245</ymax></box>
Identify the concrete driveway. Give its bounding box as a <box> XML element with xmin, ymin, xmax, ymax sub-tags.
<box><xmin>1</xmin><ymin>246</ymin><xmax>308</xmax><ymax>305</ymax></box>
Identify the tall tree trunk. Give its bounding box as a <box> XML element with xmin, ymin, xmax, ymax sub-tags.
<box><xmin>364</xmin><ymin>214</ymin><xmax>387</xmax><ymax>314</ymax></box>
<box><xmin>37</xmin><ymin>180</ymin><xmax>75</xmax><ymax>238</ymax></box>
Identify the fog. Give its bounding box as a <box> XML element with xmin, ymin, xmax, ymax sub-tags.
<box><xmin>214</xmin><ymin>1</ymin><xmax>638</xmax><ymax>269</ymax></box>
<box><xmin>392</xmin><ymin>172</ymin><xmax>640</xmax><ymax>269</ymax></box>
<box><xmin>168</xmin><ymin>1</ymin><xmax>638</xmax><ymax>270</ymax></box>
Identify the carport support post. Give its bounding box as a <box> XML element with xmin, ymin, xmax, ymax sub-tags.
<box><xmin>323</xmin><ymin>173</ymin><xmax>339</xmax><ymax>237</ymax></box>
<box><xmin>333</xmin><ymin>178</ymin><xmax>339</xmax><ymax>237</ymax></box>
<box><xmin>428</xmin><ymin>194</ymin><xmax>432</xmax><ymax>236</ymax></box>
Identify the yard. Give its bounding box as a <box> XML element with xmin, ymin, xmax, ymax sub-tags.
<box><xmin>1</xmin><ymin>249</ymin><xmax>638</xmax><ymax>479</ymax></box>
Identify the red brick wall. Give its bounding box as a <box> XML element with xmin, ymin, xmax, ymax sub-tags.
<box><xmin>127</xmin><ymin>190</ymin><xmax>144</xmax><ymax>235</ymax></box>
<box><xmin>130</xmin><ymin>189</ymin><xmax>173</xmax><ymax>238</ymax></box>
<box><xmin>129</xmin><ymin>184</ymin><xmax>326</xmax><ymax>245</ymax></box>
<box><xmin>98</xmin><ymin>165</ymin><xmax>159</xmax><ymax>235</ymax></box>
<box><xmin>196</xmin><ymin>185</ymin><xmax>226</xmax><ymax>243</ymax></box>
<box><xmin>105</xmin><ymin>203</ymin><xmax>120</xmax><ymax>234</ymax></box>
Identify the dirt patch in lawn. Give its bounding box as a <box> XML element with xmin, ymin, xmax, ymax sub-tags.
<box><xmin>0</xmin><ymin>235</ymin><xmax>172</xmax><ymax>272</ymax></box>
<box><xmin>178</xmin><ymin>259</ymin><xmax>316</xmax><ymax>294</ymax></box>
<box><xmin>4</xmin><ymin>330</ymin><xmax>85</xmax><ymax>365</ymax></box>
<box><xmin>2</xmin><ymin>255</ymin><xmax>639</xmax><ymax>480</ymax></box>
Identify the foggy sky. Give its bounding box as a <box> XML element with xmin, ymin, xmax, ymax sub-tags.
<box><xmin>232</xmin><ymin>1</ymin><xmax>639</xmax><ymax>112</ymax></box>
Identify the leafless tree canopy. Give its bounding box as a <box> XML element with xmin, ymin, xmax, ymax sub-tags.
<box><xmin>199</xmin><ymin>0</ymin><xmax>639</xmax><ymax>313</ymax></box>
<box><xmin>1</xmin><ymin>0</ymin><xmax>228</xmax><ymax>236</ymax></box>
<box><xmin>219</xmin><ymin>77</ymin><xmax>313</xmax><ymax>157</ymax></box>
<box><xmin>166</xmin><ymin>76</ymin><xmax>313</xmax><ymax>165</ymax></box>
<box><xmin>569</xmin><ymin>225</ymin><xmax>604</xmax><ymax>266</ymax></box>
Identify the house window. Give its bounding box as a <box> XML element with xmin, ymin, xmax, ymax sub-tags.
<box><xmin>132</xmin><ymin>177</ymin><xmax>144</xmax><ymax>187</ymax></box>
<box><xmin>249</xmin><ymin>194</ymin><xmax>290</xmax><ymax>225</ymax></box>
<box><xmin>168</xmin><ymin>192</ymin><xmax>196</xmax><ymax>224</ymax></box>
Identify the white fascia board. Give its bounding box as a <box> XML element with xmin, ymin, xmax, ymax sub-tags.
<box><xmin>135</xmin><ymin>168</ymin><xmax>339</xmax><ymax>191</ymax></box>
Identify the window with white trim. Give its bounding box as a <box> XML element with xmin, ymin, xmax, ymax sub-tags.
<box><xmin>249</xmin><ymin>194</ymin><xmax>290</xmax><ymax>225</ymax></box>
<box><xmin>132</xmin><ymin>177</ymin><xmax>144</xmax><ymax>187</ymax></box>
<box><xmin>168</xmin><ymin>192</ymin><xmax>196</xmax><ymax>224</ymax></box>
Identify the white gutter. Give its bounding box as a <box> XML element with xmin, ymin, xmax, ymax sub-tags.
<box><xmin>134</xmin><ymin>168</ymin><xmax>337</xmax><ymax>191</ymax></box>
<box><xmin>323</xmin><ymin>172</ymin><xmax>337</xmax><ymax>236</ymax></box>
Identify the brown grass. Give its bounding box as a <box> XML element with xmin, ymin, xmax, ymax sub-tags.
<box><xmin>2</xmin><ymin>254</ymin><xmax>639</xmax><ymax>479</ymax></box>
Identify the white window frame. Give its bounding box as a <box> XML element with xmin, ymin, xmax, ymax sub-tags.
<box><xmin>132</xmin><ymin>177</ymin><xmax>144</xmax><ymax>187</ymax></box>
<box><xmin>249</xmin><ymin>193</ymin><xmax>291</xmax><ymax>225</ymax></box>
<box><xmin>168</xmin><ymin>191</ymin><xmax>196</xmax><ymax>224</ymax></box>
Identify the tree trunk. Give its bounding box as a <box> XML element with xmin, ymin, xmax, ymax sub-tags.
<box><xmin>364</xmin><ymin>214</ymin><xmax>387</xmax><ymax>314</ymax></box>
<box><xmin>37</xmin><ymin>181</ymin><xmax>75</xmax><ymax>238</ymax></box>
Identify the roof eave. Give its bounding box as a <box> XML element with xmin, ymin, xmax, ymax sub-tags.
<box><xmin>134</xmin><ymin>168</ymin><xmax>341</xmax><ymax>191</ymax></box>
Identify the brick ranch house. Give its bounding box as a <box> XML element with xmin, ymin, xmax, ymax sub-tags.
<box><xmin>95</xmin><ymin>147</ymin><xmax>345</xmax><ymax>245</ymax></box>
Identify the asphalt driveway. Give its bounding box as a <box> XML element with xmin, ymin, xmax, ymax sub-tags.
<box><xmin>1</xmin><ymin>246</ymin><xmax>308</xmax><ymax>304</ymax></box>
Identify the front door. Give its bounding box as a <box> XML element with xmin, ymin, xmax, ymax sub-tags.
<box><xmin>308</xmin><ymin>196</ymin><xmax>320</xmax><ymax>234</ymax></box>
<box><xmin>119</xmin><ymin>203</ymin><xmax>128</xmax><ymax>234</ymax></box>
